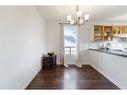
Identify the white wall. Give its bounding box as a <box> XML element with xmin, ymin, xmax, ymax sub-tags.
<box><xmin>45</xmin><ymin>21</ymin><xmax>61</xmax><ymax>64</ymax></box>
<box><xmin>94</xmin><ymin>21</ymin><xmax>127</xmax><ymax>25</ymax></box>
<box><xmin>78</xmin><ymin>23</ymin><xmax>91</xmax><ymax>64</ymax></box>
<box><xmin>0</xmin><ymin>7</ymin><xmax>45</xmax><ymax>89</ymax></box>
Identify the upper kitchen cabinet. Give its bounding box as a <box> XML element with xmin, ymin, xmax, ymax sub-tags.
<box><xmin>94</xmin><ymin>25</ymin><xmax>113</xmax><ymax>41</ymax></box>
<box><xmin>121</xmin><ymin>26</ymin><xmax>127</xmax><ymax>34</ymax></box>
<box><xmin>93</xmin><ymin>25</ymin><xmax>127</xmax><ymax>41</ymax></box>
<box><xmin>94</xmin><ymin>25</ymin><xmax>103</xmax><ymax>41</ymax></box>
<box><xmin>112</xmin><ymin>26</ymin><xmax>121</xmax><ymax>35</ymax></box>
<box><xmin>112</xmin><ymin>26</ymin><xmax>127</xmax><ymax>37</ymax></box>
<box><xmin>103</xmin><ymin>26</ymin><xmax>113</xmax><ymax>41</ymax></box>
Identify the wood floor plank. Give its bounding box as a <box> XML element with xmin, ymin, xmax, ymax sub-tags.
<box><xmin>26</xmin><ymin>65</ymin><xmax>119</xmax><ymax>89</ymax></box>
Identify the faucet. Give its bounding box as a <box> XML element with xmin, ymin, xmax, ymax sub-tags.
<box><xmin>102</xmin><ymin>44</ymin><xmax>104</xmax><ymax>49</ymax></box>
<box><xmin>105</xmin><ymin>43</ymin><xmax>110</xmax><ymax>50</ymax></box>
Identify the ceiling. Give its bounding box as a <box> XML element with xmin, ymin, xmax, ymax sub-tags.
<box><xmin>36</xmin><ymin>6</ymin><xmax>127</xmax><ymax>22</ymax></box>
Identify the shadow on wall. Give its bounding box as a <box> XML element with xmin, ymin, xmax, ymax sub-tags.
<box><xmin>79</xmin><ymin>49</ymin><xmax>90</xmax><ymax>65</ymax></box>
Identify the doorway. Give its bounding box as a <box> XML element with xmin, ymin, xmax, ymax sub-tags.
<box><xmin>63</xmin><ymin>25</ymin><xmax>79</xmax><ymax>67</ymax></box>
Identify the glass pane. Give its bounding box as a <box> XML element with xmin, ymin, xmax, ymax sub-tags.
<box><xmin>71</xmin><ymin>51</ymin><xmax>76</xmax><ymax>54</ymax></box>
<box><xmin>71</xmin><ymin>47</ymin><xmax>76</xmax><ymax>52</ymax></box>
<box><xmin>65</xmin><ymin>47</ymin><xmax>70</xmax><ymax>51</ymax></box>
<box><xmin>64</xmin><ymin>26</ymin><xmax>77</xmax><ymax>48</ymax></box>
<box><xmin>65</xmin><ymin>51</ymin><xmax>70</xmax><ymax>54</ymax></box>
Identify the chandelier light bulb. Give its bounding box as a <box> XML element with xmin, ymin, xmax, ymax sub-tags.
<box><xmin>77</xmin><ymin>11</ymin><xmax>81</xmax><ymax>18</ymax></box>
<box><xmin>80</xmin><ymin>19</ymin><xmax>83</xmax><ymax>24</ymax></box>
<box><xmin>70</xmin><ymin>20</ymin><xmax>74</xmax><ymax>24</ymax></box>
<box><xmin>84</xmin><ymin>14</ymin><xmax>90</xmax><ymax>21</ymax></box>
<box><xmin>67</xmin><ymin>15</ymin><xmax>72</xmax><ymax>21</ymax></box>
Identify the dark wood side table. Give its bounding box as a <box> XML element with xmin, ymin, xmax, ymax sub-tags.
<box><xmin>42</xmin><ymin>54</ymin><xmax>57</xmax><ymax>69</ymax></box>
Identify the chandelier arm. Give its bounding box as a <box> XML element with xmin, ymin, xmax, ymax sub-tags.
<box><xmin>76</xmin><ymin>5</ymin><xmax>79</xmax><ymax>12</ymax></box>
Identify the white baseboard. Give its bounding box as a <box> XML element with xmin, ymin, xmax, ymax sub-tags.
<box><xmin>75</xmin><ymin>64</ymin><xmax>82</xmax><ymax>68</ymax></box>
<box><xmin>23</xmin><ymin>66</ymin><xmax>42</xmax><ymax>89</ymax></box>
<box><xmin>90</xmin><ymin>64</ymin><xmax>125</xmax><ymax>89</ymax></box>
<box><xmin>57</xmin><ymin>62</ymin><xmax>63</xmax><ymax>65</ymax></box>
<box><xmin>81</xmin><ymin>63</ymin><xmax>90</xmax><ymax>65</ymax></box>
<box><xmin>64</xmin><ymin>64</ymin><xmax>69</xmax><ymax>67</ymax></box>
<box><xmin>62</xmin><ymin>63</ymin><xmax>90</xmax><ymax>68</ymax></box>
<box><xmin>56</xmin><ymin>63</ymin><xmax>64</xmax><ymax>65</ymax></box>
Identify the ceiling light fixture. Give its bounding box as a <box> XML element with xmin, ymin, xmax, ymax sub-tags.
<box><xmin>67</xmin><ymin>5</ymin><xmax>90</xmax><ymax>25</ymax></box>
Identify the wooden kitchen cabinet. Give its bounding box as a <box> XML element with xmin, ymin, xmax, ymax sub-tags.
<box><xmin>112</xmin><ymin>26</ymin><xmax>127</xmax><ymax>36</ymax></box>
<box><xmin>94</xmin><ymin>25</ymin><xmax>103</xmax><ymax>41</ymax></box>
<box><xmin>94</xmin><ymin>25</ymin><xmax>113</xmax><ymax>41</ymax></box>
<box><xmin>120</xmin><ymin>26</ymin><xmax>127</xmax><ymax>34</ymax></box>
<box><xmin>112</xmin><ymin>26</ymin><xmax>121</xmax><ymax>34</ymax></box>
<box><xmin>103</xmin><ymin>26</ymin><xmax>113</xmax><ymax>41</ymax></box>
<box><xmin>93</xmin><ymin>25</ymin><xmax>127</xmax><ymax>41</ymax></box>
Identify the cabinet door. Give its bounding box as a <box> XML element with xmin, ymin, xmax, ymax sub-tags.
<box><xmin>94</xmin><ymin>25</ymin><xmax>103</xmax><ymax>41</ymax></box>
<box><xmin>121</xmin><ymin>26</ymin><xmax>127</xmax><ymax>34</ymax></box>
<box><xmin>90</xmin><ymin>50</ymin><xmax>99</xmax><ymax>67</ymax></box>
<box><xmin>89</xmin><ymin>50</ymin><xmax>103</xmax><ymax>70</ymax></box>
<box><xmin>103</xmin><ymin>26</ymin><xmax>113</xmax><ymax>41</ymax></box>
<box><xmin>113</xmin><ymin>26</ymin><xmax>121</xmax><ymax>34</ymax></box>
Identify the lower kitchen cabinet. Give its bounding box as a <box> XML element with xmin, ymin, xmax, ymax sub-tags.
<box><xmin>89</xmin><ymin>50</ymin><xmax>127</xmax><ymax>89</ymax></box>
<box><xmin>89</xmin><ymin>50</ymin><xmax>103</xmax><ymax>71</ymax></box>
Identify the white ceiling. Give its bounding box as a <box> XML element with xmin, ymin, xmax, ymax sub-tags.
<box><xmin>36</xmin><ymin>6</ymin><xmax>127</xmax><ymax>22</ymax></box>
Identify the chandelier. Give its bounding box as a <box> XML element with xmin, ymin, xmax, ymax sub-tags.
<box><xmin>67</xmin><ymin>5</ymin><xmax>90</xmax><ymax>25</ymax></box>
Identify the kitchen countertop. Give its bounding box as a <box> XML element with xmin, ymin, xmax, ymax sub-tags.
<box><xmin>89</xmin><ymin>48</ymin><xmax>127</xmax><ymax>57</ymax></box>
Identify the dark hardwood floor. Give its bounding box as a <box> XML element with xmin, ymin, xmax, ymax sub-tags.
<box><xmin>26</xmin><ymin>65</ymin><xmax>119</xmax><ymax>89</ymax></box>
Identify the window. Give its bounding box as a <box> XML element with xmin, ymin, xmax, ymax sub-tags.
<box><xmin>64</xmin><ymin>26</ymin><xmax>77</xmax><ymax>54</ymax></box>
